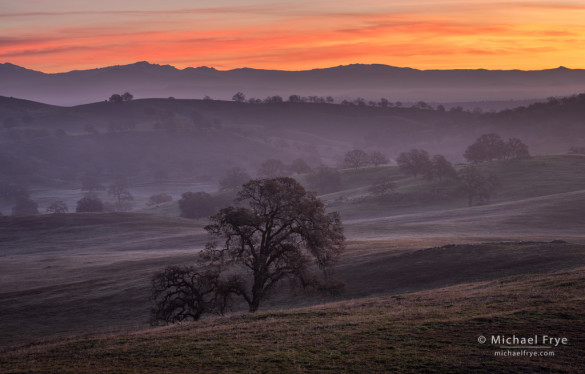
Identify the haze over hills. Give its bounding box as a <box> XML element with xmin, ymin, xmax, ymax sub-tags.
<box><xmin>2</xmin><ymin>61</ymin><xmax>585</xmax><ymax>106</ymax></box>
<box><xmin>1</xmin><ymin>92</ymin><xmax>584</xmax><ymax>195</ymax></box>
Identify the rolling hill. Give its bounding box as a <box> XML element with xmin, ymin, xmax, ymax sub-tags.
<box><xmin>1</xmin><ymin>94</ymin><xmax>585</xmax><ymax>191</ymax></box>
<box><xmin>2</xmin><ymin>154</ymin><xmax>585</xmax><ymax>349</ymax></box>
<box><xmin>2</xmin><ymin>265</ymin><xmax>584</xmax><ymax>373</ymax></box>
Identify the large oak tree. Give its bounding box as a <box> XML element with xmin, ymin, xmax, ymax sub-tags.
<box><xmin>203</xmin><ymin>177</ymin><xmax>345</xmax><ymax>312</ymax></box>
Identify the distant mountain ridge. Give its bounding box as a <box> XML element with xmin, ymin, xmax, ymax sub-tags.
<box><xmin>1</xmin><ymin>61</ymin><xmax>585</xmax><ymax>106</ymax></box>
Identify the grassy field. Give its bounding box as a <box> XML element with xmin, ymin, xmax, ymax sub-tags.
<box><xmin>328</xmin><ymin>154</ymin><xmax>585</xmax><ymax>220</ymax></box>
<box><xmin>2</xmin><ymin>265</ymin><xmax>584</xmax><ymax>373</ymax></box>
<box><xmin>1</xmin><ymin>153</ymin><xmax>585</xmax><ymax>371</ymax></box>
<box><xmin>1</xmin><ymin>213</ymin><xmax>584</xmax><ymax>349</ymax></box>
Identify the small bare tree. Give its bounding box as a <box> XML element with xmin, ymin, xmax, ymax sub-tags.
<box><xmin>47</xmin><ymin>201</ymin><xmax>68</xmax><ymax>214</ymax></box>
<box><xmin>107</xmin><ymin>183</ymin><xmax>134</xmax><ymax>211</ymax></box>
<box><xmin>458</xmin><ymin>166</ymin><xmax>500</xmax><ymax>206</ymax></box>
<box><xmin>150</xmin><ymin>266</ymin><xmax>228</xmax><ymax>325</ymax></box>
<box><xmin>343</xmin><ymin>149</ymin><xmax>370</xmax><ymax>169</ymax></box>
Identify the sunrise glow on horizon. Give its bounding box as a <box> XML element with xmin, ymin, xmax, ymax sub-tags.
<box><xmin>1</xmin><ymin>0</ymin><xmax>585</xmax><ymax>73</ymax></box>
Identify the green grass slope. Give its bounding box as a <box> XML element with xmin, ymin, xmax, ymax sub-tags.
<box><xmin>325</xmin><ymin>154</ymin><xmax>585</xmax><ymax>221</ymax></box>
<box><xmin>2</xmin><ymin>265</ymin><xmax>584</xmax><ymax>373</ymax></box>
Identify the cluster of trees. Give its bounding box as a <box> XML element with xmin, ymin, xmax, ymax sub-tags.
<box><xmin>232</xmin><ymin>92</ymin><xmax>335</xmax><ymax>105</ymax></box>
<box><xmin>0</xmin><ymin>183</ymin><xmax>72</xmax><ymax>216</ymax></box>
<box><xmin>343</xmin><ymin>150</ymin><xmax>389</xmax><ymax>169</ymax></box>
<box><xmin>108</xmin><ymin>92</ymin><xmax>134</xmax><ymax>103</ymax></box>
<box><xmin>463</xmin><ymin>133</ymin><xmax>530</xmax><ymax>163</ymax></box>
<box><xmin>151</xmin><ymin>178</ymin><xmax>345</xmax><ymax>323</ymax></box>
<box><xmin>391</xmin><ymin>134</ymin><xmax>526</xmax><ymax>206</ymax></box>
<box><xmin>493</xmin><ymin>93</ymin><xmax>585</xmax><ymax>119</ymax></box>
<box><xmin>230</xmin><ymin>91</ymin><xmax>458</xmax><ymax>111</ymax></box>
<box><xmin>457</xmin><ymin>166</ymin><xmax>501</xmax><ymax>207</ymax></box>
<box><xmin>76</xmin><ymin>194</ymin><xmax>104</xmax><ymax>213</ymax></box>
<box><xmin>396</xmin><ymin>150</ymin><xmax>457</xmax><ymax>181</ymax></box>
<box><xmin>76</xmin><ymin>179</ymin><xmax>134</xmax><ymax>213</ymax></box>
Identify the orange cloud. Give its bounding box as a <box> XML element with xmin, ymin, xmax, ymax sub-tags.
<box><xmin>1</xmin><ymin>2</ymin><xmax>585</xmax><ymax>72</ymax></box>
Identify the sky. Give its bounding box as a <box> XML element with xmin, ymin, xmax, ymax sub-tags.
<box><xmin>1</xmin><ymin>0</ymin><xmax>585</xmax><ymax>73</ymax></box>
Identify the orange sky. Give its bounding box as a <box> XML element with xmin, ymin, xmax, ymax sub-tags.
<box><xmin>1</xmin><ymin>1</ymin><xmax>585</xmax><ymax>72</ymax></box>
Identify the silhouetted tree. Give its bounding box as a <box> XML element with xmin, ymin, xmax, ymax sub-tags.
<box><xmin>288</xmin><ymin>158</ymin><xmax>312</xmax><ymax>175</ymax></box>
<box><xmin>179</xmin><ymin>191</ymin><xmax>217</xmax><ymax>219</ymax></box>
<box><xmin>396</xmin><ymin>149</ymin><xmax>432</xmax><ymax>177</ymax></box>
<box><xmin>504</xmin><ymin>138</ymin><xmax>530</xmax><ymax>160</ymax></box>
<box><xmin>202</xmin><ymin>178</ymin><xmax>345</xmax><ymax>312</ymax></box>
<box><xmin>150</xmin><ymin>266</ymin><xmax>229</xmax><ymax>324</ymax></box>
<box><xmin>458</xmin><ymin>166</ymin><xmax>500</xmax><ymax>206</ymax></box>
<box><xmin>108</xmin><ymin>94</ymin><xmax>123</xmax><ymax>103</ymax></box>
<box><xmin>257</xmin><ymin>159</ymin><xmax>286</xmax><ymax>178</ymax></box>
<box><xmin>430</xmin><ymin>155</ymin><xmax>457</xmax><ymax>182</ymax></box>
<box><xmin>369</xmin><ymin>151</ymin><xmax>389</xmax><ymax>167</ymax></box>
<box><xmin>108</xmin><ymin>183</ymin><xmax>134</xmax><ymax>211</ymax></box>
<box><xmin>464</xmin><ymin>133</ymin><xmax>507</xmax><ymax>163</ymax></box>
<box><xmin>412</xmin><ymin>101</ymin><xmax>432</xmax><ymax>110</ymax></box>
<box><xmin>288</xmin><ymin>95</ymin><xmax>302</xmax><ymax>103</ymax></box>
<box><xmin>344</xmin><ymin>149</ymin><xmax>370</xmax><ymax>169</ymax></box>
<box><xmin>76</xmin><ymin>194</ymin><xmax>104</xmax><ymax>212</ymax></box>
<box><xmin>219</xmin><ymin>167</ymin><xmax>251</xmax><ymax>190</ymax></box>
<box><xmin>47</xmin><ymin>200</ymin><xmax>68</xmax><ymax>214</ymax></box>
<box><xmin>122</xmin><ymin>92</ymin><xmax>133</xmax><ymax>101</ymax></box>
<box><xmin>264</xmin><ymin>96</ymin><xmax>283</xmax><ymax>103</ymax></box>
<box><xmin>232</xmin><ymin>92</ymin><xmax>246</xmax><ymax>103</ymax></box>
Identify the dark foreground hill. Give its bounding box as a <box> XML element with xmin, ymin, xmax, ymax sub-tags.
<box><xmin>2</xmin><ymin>265</ymin><xmax>584</xmax><ymax>373</ymax></box>
<box><xmin>1</xmin><ymin>209</ymin><xmax>584</xmax><ymax>348</ymax></box>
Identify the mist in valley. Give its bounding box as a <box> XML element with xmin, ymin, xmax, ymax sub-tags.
<box><xmin>2</xmin><ymin>65</ymin><xmax>585</xmax><ymax>372</ymax></box>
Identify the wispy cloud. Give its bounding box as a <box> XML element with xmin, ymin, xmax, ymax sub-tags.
<box><xmin>1</xmin><ymin>1</ymin><xmax>584</xmax><ymax>72</ymax></box>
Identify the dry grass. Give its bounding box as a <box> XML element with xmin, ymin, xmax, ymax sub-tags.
<box><xmin>2</xmin><ymin>266</ymin><xmax>584</xmax><ymax>373</ymax></box>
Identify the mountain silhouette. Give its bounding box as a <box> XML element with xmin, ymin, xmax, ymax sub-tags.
<box><xmin>1</xmin><ymin>62</ymin><xmax>585</xmax><ymax>106</ymax></box>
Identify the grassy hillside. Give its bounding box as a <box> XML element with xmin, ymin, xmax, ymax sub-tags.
<box><xmin>2</xmin><ymin>95</ymin><xmax>585</xmax><ymax>188</ymax></box>
<box><xmin>319</xmin><ymin>154</ymin><xmax>585</xmax><ymax>220</ymax></box>
<box><xmin>2</xmin><ymin>153</ymin><xmax>585</xmax><ymax>363</ymax></box>
<box><xmin>1</xmin><ymin>210</ymin><xmax>584</xmax><ymax>349</ymax></box>
<box><xmin>0</xmin><ymin>213</ymin><xmax>208</xmax><ymax>347</ymax></box>
<box><xmin>2</xmin><ymin>265</ymin><xmax>584</xmax><ymax>373</ymax></box>
<box><xmin>131</xmin><ymin>154</ymin><xmax>585</xmax><ymax>222</ymax></box>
